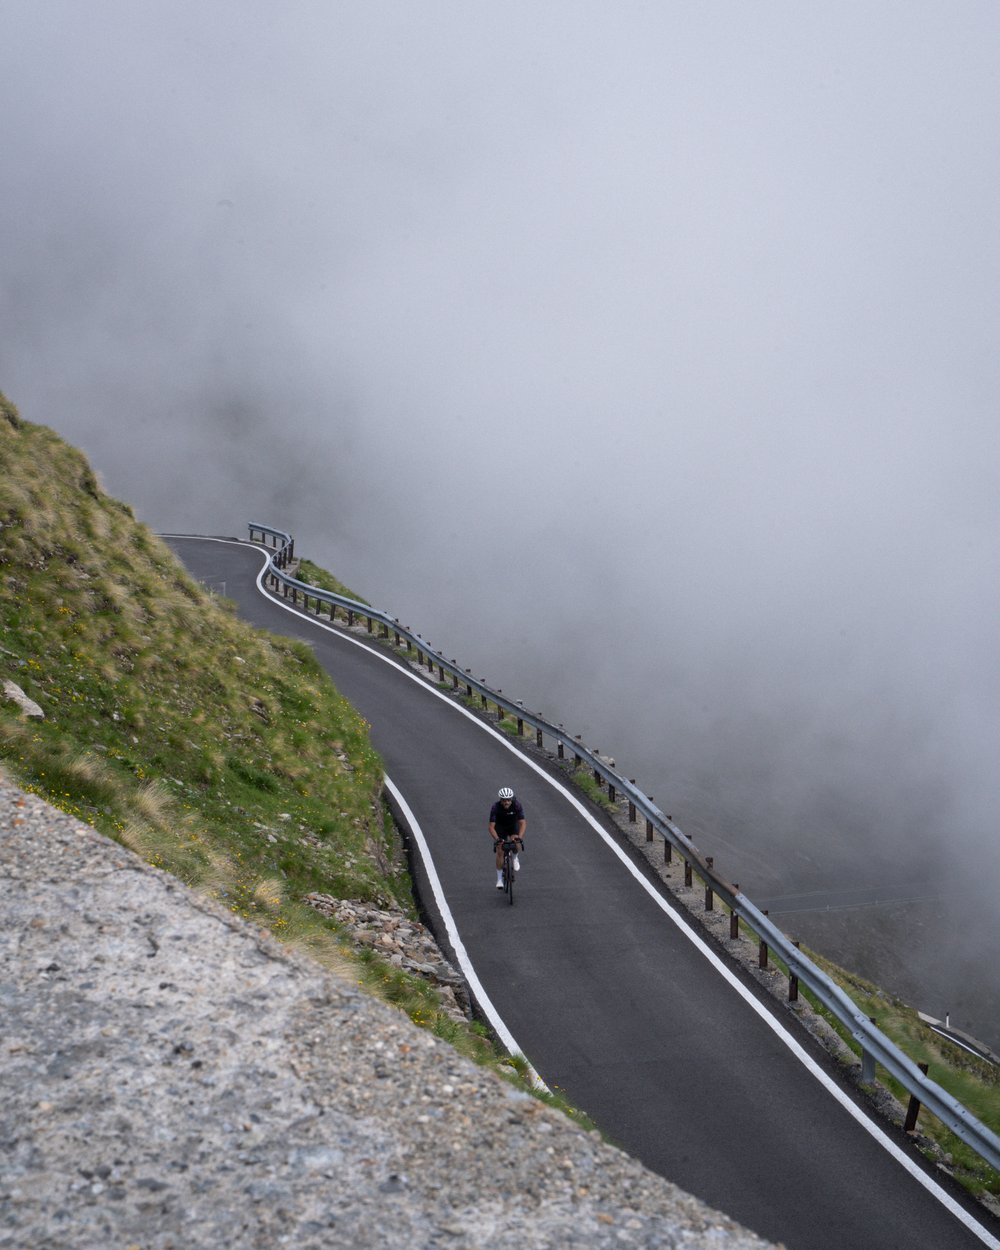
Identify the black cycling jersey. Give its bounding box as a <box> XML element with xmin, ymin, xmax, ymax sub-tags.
<box><xmin>490</xmin><ymin>797</ymin><xmax>524</xmax><ymax>836</ymax></box>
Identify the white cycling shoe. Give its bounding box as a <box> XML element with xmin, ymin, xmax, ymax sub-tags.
<box><xmin>514</xmin><ymin>856</ymin><xmax>520</xmax><ymax>871</ymax></box>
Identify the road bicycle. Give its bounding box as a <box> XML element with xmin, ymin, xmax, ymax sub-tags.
<box><xmin>499</xmin><ymin>837</ymin><xmax>518</xmax><ymax>905</ymax></box>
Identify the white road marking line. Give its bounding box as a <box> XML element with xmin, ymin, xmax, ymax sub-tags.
<box><xmin>168</xmin><ymin>536</ymin><xmax>1000</xmax><ymax>1247</ymax></box>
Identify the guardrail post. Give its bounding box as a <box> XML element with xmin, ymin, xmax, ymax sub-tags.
<box><xmin>517</xmin><ymin>717</ymin><xmax>524</xmax><ymax>735</ymax></box>
<box><xmin>628</xmin><ymin>782</ymin><xmax>637</xmax><ymax>823</ymax></box>
<box><xmin>347</xmin><ymin>609</ymin><xmax>355</xmax><ymax>626</ymax></box>
<box><xmin>704</xmin><ymin>858</ymin><xmax>714</xmax><ymax>911</ymax></box>
<box><xmin>574</xmin><ymin>737</ymin><xmax>582</xmax><ymax>766</ymax></box>
<box><xmin>729</xmin><ymin>888</ymin><xmax>739</xmax><ymax>939</ymax></box>
<box><xmin>536</xmin><ymin>728</ymin><xmax>543</xmax><ymax>748</ymax></box>
<box><xmin>684</xmin><ymin>860</ymin><xmax>692</xmax><ymax>887</ymax></box>
<box><xmin>608</xmin><ymin>782</ymin><xmax>616</xmax><ymax>803</ymax></box>
<box><xmin>904</xmin><ymin>1063</ymin><xmax>930</xmax><ymax>1132</ymax></box>
<box><xmin>366</xmin><ymin>616</ymin><xmax>374</xmax><ymax>634</ymax></box>
<box><xmin>860</xmin><ymin>1047</ymin><xmax>876</xmax><ymax>1084</ymax></box>
<box><xmin>759</xmin><ymin>911</ymin><xmax>769</xmax><ymax>969</ymax></box>
<box><xmin>789</xmin><ymin>941</ymin><xmax>800</xmax><ymax>1001</ymax></box>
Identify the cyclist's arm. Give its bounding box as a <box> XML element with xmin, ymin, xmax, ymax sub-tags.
<box><xmin>516</xmin><ymin>819</ymin><xmax>526</xmax><ymax>841</ymax></box>
<box><xmin>488</xmin><ymin>821</ymin><xmax>498</xmax><ymax>842</ymax></box>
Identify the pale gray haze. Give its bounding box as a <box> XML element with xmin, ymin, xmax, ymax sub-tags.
<box><xmin>3</xmin><ymin>3</ymin><xmax>1000</xmax><ymax>1041</ymax></box>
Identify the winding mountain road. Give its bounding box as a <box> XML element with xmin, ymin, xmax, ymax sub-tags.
<box><xmin>168</xmin><ymin>535</ymin><xmax>999</xmax><ymax>1250</ymax></box>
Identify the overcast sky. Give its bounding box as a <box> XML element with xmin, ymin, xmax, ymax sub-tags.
<box><xmin>3</xmin><ymin>3</ymin><xmax>1000</xmax><ymax>1024</ymax></box>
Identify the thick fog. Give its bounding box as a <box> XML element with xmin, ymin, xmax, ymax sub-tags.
<box><xmin>3</xmin><ymin>3</ymin><xmax>1000</xmax><ymax>1040</ymax></box>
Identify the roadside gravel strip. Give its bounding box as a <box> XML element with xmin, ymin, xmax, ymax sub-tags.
<box><xmin>0</xmin><ymin>774</ymin><xmax>778</xmax><ymax>1250</ymax></box>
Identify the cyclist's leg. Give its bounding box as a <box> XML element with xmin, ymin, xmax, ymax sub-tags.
<box><xmin>493</xmin><ymin>837</ymin><xmax>504</xmax><ymax>887</ymax></box>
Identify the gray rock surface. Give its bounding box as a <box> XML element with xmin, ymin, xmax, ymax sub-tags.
<box><xmin>2</xmin><ymin>679</ymin><xmax>43</xmax><ymax>719</ymax></box>
<box><xmin>0</xmin><ymin>772</ymin><xmax>778</xmax><ymax>1249</ymax></box>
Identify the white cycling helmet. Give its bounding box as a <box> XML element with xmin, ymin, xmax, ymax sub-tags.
<box><xmin>498</xmin><ymin>786</ymin><xmax>515</xmax><ymax>800</ymax></box>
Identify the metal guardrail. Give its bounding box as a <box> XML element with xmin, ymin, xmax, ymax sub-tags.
<box><xmin>248</xmin><ymin>522</ymin><xmax>1000</xmax><ymax>1174</ymax></box>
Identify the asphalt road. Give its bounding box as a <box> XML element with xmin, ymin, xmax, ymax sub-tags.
<box><xmin>167</xmin><ymin>536</ymin><xmax>999</xmax><ymax>1250</ymax></box>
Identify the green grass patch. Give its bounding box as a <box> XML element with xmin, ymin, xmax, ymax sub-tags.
<box><xmin>571</xmin><ymin>766</ymin><xmax>617</xmax><ymax>812</ymax></box>
<box><xmin>296</xmin><ymin>557</ymin><xmax>369</xmax><ymax>605</ymax></box>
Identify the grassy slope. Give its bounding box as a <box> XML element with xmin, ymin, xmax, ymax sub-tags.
<box><xmin>0</xmin><ymin>398</ymin><xmax>398</xmax><ymax>913</ymax></box>
<box><xmin>296</xmin><ymin>557</ymin><xmax>370</xmax><ymax>605</ymax></box>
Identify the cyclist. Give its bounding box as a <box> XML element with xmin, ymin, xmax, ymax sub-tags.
<box><xmin>489</xmin><ymin>786</ymin><xmax>525</xmax><ymax>889</ymax></box>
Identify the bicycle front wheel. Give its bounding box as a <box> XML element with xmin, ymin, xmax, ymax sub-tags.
<box><xmin>504</xmin><ymin>852</ymin><xmax>514</xmax><ymax>904</ymax></box>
